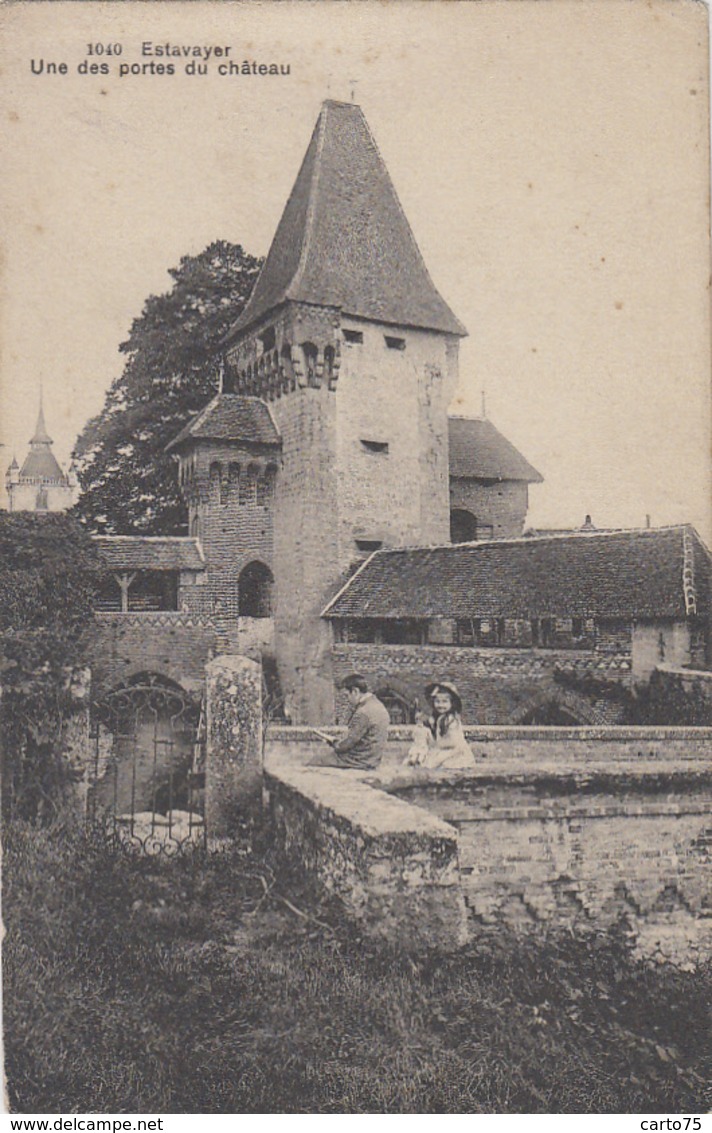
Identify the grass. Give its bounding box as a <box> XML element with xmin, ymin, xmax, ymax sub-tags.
<box><xmin>3</xmin><ymin>818</ymin><xmax>712</xmax><ymax>1114</ymax></box>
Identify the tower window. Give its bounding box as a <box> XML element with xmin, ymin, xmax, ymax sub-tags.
<box><xmin>238</xmin><ymin>561</ymin><xmax>273</xmax><ymax>618</ymax></box>
<box><xmin>360</xmin><ymin>439</ymin><xmax>389</xmax><ymax>454</ymax></box>
<box><xmin>343</xmin><ymin>329</ymin><xmax>363</xmax><ymax>345</ymax></box>
<box><xmin>384</xmin><ymin>335</ymin><xmax>406</xmax><ymax>351</ymax></box>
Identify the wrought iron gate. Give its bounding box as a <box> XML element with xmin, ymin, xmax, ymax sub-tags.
<box><xmin>88</xmin><ymin>675</ymin><xmax>206</xmax><ymax>854</ymax></box>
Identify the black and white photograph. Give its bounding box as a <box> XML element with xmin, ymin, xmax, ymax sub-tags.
<box><xmin>1</xmin><ymin>0</ymin><xmax>711</xmax><ymax>1117</ymax></box>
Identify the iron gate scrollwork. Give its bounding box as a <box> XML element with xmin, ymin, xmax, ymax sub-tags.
<box><xmin>88</xmin><ymin>674</ymin><xmax>206</xmax><ymax>854</ymax></box>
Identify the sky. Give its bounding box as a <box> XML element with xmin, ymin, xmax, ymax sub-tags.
<box><xmin>1</xmin><ymin>0</ymin><xmax>710</xmax><ymax>540</ymax></box>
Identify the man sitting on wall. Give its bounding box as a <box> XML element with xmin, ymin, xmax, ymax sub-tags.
<box><xmin>308</xmin><ymin>674</ymin><xmax>390</xmax><ymax>770</ymax></box>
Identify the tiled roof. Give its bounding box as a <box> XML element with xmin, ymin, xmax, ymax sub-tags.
<box><xmin>19</xmin><ymin>401</ymin><xmax>67</xmax><ymax>481</ymax></box>
<box><xmin>166</xmin><ymin>395</ymin><xmax>280</xmax><ymax>452</ymax></box>
<box><xmin>226</xmin><ymin>101</ymin><xmax>466</xmax><ymax>339</ymax></box>
<box><xmin>449</xmin><ymin>417</ymin><xmax>543</xmax><ymax>483</ymax></box>
<box><xmin>323</xmin><ymin>527</ymin><xmax>711</xmax><ymax>621</ymax></box>
<box><xmin>93</xmin><ymin>536</ymin><xmax>205</xmax><ymax>572</ymax></box>
<box><xmin>19</xmin><ymin>448</ymin><xmax>67</xmax><ymax>482</ymax></box>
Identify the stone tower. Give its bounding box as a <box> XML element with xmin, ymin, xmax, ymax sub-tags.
<box><xmin>218</xmin><ymin>100</ymin><xmax>466</xmax><ymax>723</ymax></box>
<box><xmin>6</xmin><ymin>398</ymin><xmax>77</xmax><ymax>513</ymax></box>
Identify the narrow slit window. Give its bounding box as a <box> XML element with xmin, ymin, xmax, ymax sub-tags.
<box><xmin>384</xmin><ymin>335</ymin><xmax>406</xmax><ymax>351</ymax></box>
<box><xmin>360</xmin><ymin>439</ymin><xmax>389</xmax><ymax>454</ymax></box>
<box><xmin>343</xmin><ymin>328</ymin><xmax>363</xmax><ymax>345</ymax></box>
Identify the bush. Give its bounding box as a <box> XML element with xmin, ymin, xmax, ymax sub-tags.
<box><xmin>4</xmin><ymin>820</ymin><xmax>712</xmax><ymax>1114</ymax></box>
<box><xmin>0</xmin><ymin>513</ymin><xmax>102</xmax><ymax>821</ymax></box>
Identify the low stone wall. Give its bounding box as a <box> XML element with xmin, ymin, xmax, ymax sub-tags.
<box><xmin>266</xmin><ymin>724</ymin><xmax>712</xmax><ymax>772</ymax></box>
<box><xmin>265</xmin><ymin>726</ymin><xmax>712</xmax><ymax>962</ymax></box>
<box><xmin>381</xmin><ymin>765</ymin><xmax>712</xmax><ymax>965</ymax></box>
<box><xmin>266</xmin><ymin>760</ymin><xmax>468</xmax><ymax>950</ymax></box>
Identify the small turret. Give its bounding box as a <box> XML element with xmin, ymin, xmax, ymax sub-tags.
<box><xmin>7</xmin><ymin>395</ymin><xmax>78</xmax><ymax>513</ymax></box>
<box><xmin>6</xmin><ymin>455</ymin><xmax>19</xmax><ymax>487</ymax></box>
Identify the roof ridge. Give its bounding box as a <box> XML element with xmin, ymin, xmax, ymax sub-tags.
<box><xmin>355</xmin><ymin>105</ymin><xmax>465</xmax><ymax>336</ymax></box>
<box><xmin>682</xmin><ymin>526</ymin><xmax>698</xmax><ymax>615</ymax></box>
<box><xmin>359</xmin><ymin>525</ymin><xmax>695</xmax><ymax>557</ymax></box>
<box><xmin>289</xmin><ymin>102</ymin><xmax>328</xmax><ymax>300</ymax></box>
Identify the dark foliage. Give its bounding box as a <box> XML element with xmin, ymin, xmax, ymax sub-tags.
<box><xmin>626</xmin><ymin>670</ymin><xmax>712</xmax><ymax>726</ymax></box>
<box><xmin>0</xmin><ymin>513</ymin><xmax>102</xmax><ymax>820</ymax></box>
<box><xmin>555</xmin><ymin>667</ymin><xmax>712</xmax><ymax>726</ymax></box>
<box><xmin>72</xmin><ymin>241</ymin><xmax>262</xmax><ymax>535</ymax></box>
<box><xmin>4</xmin><ymin>821</ymin><xmax>711</xmax><ymax>1114</ymax></box>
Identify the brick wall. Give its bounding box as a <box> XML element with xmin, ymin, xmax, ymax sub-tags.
<box><xmin>388</xmin><ymin>770</ymin><xmax>712</xmax><ymax>964</ymax></box>
<box><xmin>449</xmin><ymin>479</ymin><xmax>529</xmax><ymax>540</ymax></box>
<box><xmin>332</xmin><ymin>643</ymin><xmax>631</xmax><ymax>725</ymax></box>
<box><xmin>264</xmin><ymin>726</ymin><xmax>712</xmax><ymax>962</ymax></box>
<box><xmin>187</xmin><ymin>444</ymin><xmax>274</xmax><ymax>577</ymax></box>
<box><xmin>89</xmin><ymin>613</ymin><xmax>218</xmax><ymax>696</ymax></box>
<box><xmin>266</xmin><ymin>724</ymin><xmax>712</xmax><ymax>771</ymax></box>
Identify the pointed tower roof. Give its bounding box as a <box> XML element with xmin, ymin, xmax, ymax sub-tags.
<box><xmin>31</xmin><ymin>400</ymin><xmax>52</xmax><ymax>445</ymax></box>
<box><xmin>227</xmin><ymin>100</ymin><xmax>466</xmax><ymax>339</ymax></box>
<box><xmin>19</xmin><ymin>396</ymin><xmax>67</xmax><ymax>482</ymax></box>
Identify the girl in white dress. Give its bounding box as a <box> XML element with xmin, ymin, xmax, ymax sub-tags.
<box><xmin>404</xmin><ymin>681</ymin><xmax>476</xmax><ymax>769</ymax></box>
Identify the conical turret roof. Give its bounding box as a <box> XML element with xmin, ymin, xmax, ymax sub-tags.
<box><xmin>19</xmin><ymin>398</ymin><xmax>67</xmax><ymax>482</ymax></box>
<box><xmin>227</xmin><ymin>101</ymin><xmax>466</xmax><ymax>339</ymax></box>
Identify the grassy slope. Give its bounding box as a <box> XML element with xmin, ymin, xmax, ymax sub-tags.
<box><xmin>3</xmin><ymin>821</ymin><xmax>711</xmax><ymax>1114</ymax></box>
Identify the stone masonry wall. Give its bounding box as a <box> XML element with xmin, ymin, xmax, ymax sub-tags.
<box><xmin>449</xmin><ymin>479</ymin><xmax>529</xmax><ymax>540</ymax></box>
<box><xmin>265</xmin><ymin>726</ymin><xmax>712</xmax><ymax>962</ymax></box>
<box><xmin>332</xmin><ymin>643</ymin><xmax>632</xmax><ymax>725</ymax></box>
<box><xmin>267</xmin><ymin>760</ymin><xmax>468</xmax><ymax>950</ymax></box>
<box><xmin>386</xmin><ymin>768</ymin><xmax>712</xmax><ymax>965</ymax></box>
<box><xmin>655</xmin><ymin>666</ymin><xmax>712</xmax><ymax>713</ymax></box>
<box><xmin>270</xmin><ymin>384</ymin><xmax>339</xmax><ymax>724</ymax></box>
<box><xmin>336</xmin><ymin>319</ymin><xmax>457</xmax><ymax>557</ymax></box>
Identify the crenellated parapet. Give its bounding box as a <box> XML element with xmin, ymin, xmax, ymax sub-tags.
<box><xmin>224</xmin><ymin>302</ymin><xmax>342</xmax><ymax>399</ymax></box>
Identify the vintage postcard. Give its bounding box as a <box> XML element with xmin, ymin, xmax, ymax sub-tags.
<box><xmin>1</xmin><ymin>0</ymin><xmax>711</xmax><ymax>1118</ymax></box>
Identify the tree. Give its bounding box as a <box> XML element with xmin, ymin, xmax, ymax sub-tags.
<box><xmin>0</xmin><ymin>513</ymin><xmax>103</xmax><ymax>820</ymax></box>
<box><xmin>73</xmin><ymin>241</ymin><xmax>262</xmax><ymax>534</ymax></box>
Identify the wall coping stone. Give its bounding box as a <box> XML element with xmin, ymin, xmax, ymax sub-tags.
<box><xmin>657</xmin><ymin>666</ymin><xmax>712</xmax><ymax>682</ymax></box>
<box><xmin>266</xmin><ymin>760</ymin><xmax>457</xmax><ymax>842</ymax></box>
<box><xmin>267</xmin><ymin>724</ymin><xmax>712</xmax><ymax>743</ymax></box>
<box><xmin>370</xmin><ymin>765</ymin><xmax>712</xmax><ymax>795</ymax></box>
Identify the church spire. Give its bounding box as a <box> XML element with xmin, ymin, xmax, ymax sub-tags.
<box><xmin>226</xmin><ymin>100</ymin><xmax>466</xmax><ymax>340</ymax></box>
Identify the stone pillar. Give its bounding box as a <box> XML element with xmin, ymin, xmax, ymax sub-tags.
<box><xmin>205</xmin><ymin>654</ymin><xmax>263</xmax><ymax>838</ymax></box>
